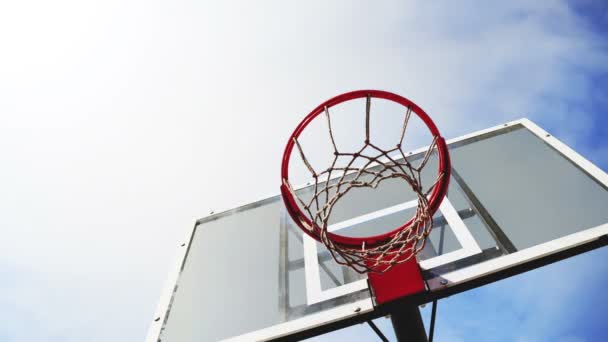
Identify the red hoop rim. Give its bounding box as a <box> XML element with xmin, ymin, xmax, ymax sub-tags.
<box><xmin>281</xmin><ymin>90</ymin><xmax>451</xmax><ymax>249</ymax></box>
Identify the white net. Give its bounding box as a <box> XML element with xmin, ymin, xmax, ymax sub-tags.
<box><xmin>284</xmin><ymin>96</ymin><xmax>447</xmax><ymax>273</ymax></box>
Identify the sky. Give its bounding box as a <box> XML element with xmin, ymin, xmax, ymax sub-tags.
<box><xmin>0</xmin><ymin>1</ymin><xmax>606</xmax><ymax>342</ymax></box>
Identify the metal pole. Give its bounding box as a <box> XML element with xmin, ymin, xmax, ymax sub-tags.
<box><xmin>428</xmin><ymin>301</ymin><xmax>438</xmax><ymax>342</ymax></box>
<box><xmin>366</xmin><ymin>320</ymin><xmax>389</xmax><ymax>342</ymax></box>
<box><xmin>391</xmin><ymin>305</ymin><xmax>428</xmax><ymax>342</ymax></box>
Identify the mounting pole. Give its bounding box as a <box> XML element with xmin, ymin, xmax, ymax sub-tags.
<box><xmin>391</xmin><ymin>304</ymin><xmax>428</xmax><ymax>342</ymax></box>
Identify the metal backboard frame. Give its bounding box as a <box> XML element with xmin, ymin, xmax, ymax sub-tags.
<box><xmin>147</xmin><ymin>118</ymin><xmax>608</xmax><ymax>342</ymax></box>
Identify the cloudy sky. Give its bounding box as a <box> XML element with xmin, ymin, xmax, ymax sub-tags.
<box><xmin>0</xmin><ymin>1</ymin><xmax>607</xmax><ymax>341</ymax></box>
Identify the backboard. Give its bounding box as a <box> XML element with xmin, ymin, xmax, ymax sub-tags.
<box><xmin>147</xmin><ymin>118</ymin><xmax>608</xmax><ymax>342</ymax></box>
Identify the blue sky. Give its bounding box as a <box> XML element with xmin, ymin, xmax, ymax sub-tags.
<box><xmin>0</xmin><ymin>1</ymin><xmax>606</xmax><ymax>342</ymax></box>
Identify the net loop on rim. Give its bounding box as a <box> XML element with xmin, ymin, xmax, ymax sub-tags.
<box><xmin>281</xmin><ymin>90</ymin><xmax>450</xmax><ymax>274</ymax></box>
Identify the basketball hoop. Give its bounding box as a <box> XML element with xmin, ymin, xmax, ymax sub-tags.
<box><xmin>281</xmin><ymin>90</ymin><xmax>451</xmax><ymax>276</ymax></box>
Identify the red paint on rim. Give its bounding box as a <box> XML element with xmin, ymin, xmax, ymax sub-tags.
<box><xmin>281</xmin><ymin>90</ymin><xmax>451</xmax><ymax>249</ymax></box>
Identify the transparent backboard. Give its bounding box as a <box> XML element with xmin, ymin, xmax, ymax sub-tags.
<box><xmin>147</xmin><ymin>119</ymin><xmax>608</xmax><ymax>342</ymax></box>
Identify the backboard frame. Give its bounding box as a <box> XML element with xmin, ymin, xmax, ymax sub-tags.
<box><xmin>302</xmin><ymin>197</ymin><xmax>482</xmax><ymax>305</ymax></box>
<box><xmin>146</xmin><ymin>118</ymin><xmax>608</xmax><ymax>342</ymax></box>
